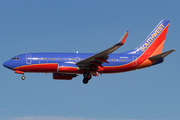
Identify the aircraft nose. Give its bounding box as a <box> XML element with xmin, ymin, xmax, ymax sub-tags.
<box><xmin>3</xmin><ymin>61</ymin><xmax>7</xmax><ymax>67</ymax></box>
<box><xmin>3</xmin><ymin>61</ymin><xmax>12</xmax><ymax>69</ymax></box>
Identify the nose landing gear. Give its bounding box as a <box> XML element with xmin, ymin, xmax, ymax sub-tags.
<box><xmin>21</xmin><ymin>75</ymin><xmax>25</xmax><ymax>80</ymax></box>
<box><xmin>83</xmin><ymin>72</ymin><xmax>92</xmax><ymax>84</ymax></box>
<box><xmin>14</xmin><ymin>70</ymin><xmax>25</xmax><ymax>80</ymax></box>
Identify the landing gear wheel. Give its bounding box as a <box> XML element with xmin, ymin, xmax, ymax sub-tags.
<box><xmin>83</xmin><ymin>78</ymin><xmax>89</xmax><ymax>84</ymax></box>
<box><xmin>82</xmin><ymin>72</ymin><xmax>92</xmax><ymax>84</ymax></box>
<box><xmin>21</xmin><ymin>76</ymin><xmax>25</xmax><ymax>80</ymax></box>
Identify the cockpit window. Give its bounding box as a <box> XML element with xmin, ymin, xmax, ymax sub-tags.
<box><xmin>11</xmin><ymin>57</ymin><xmax>19</xmax><ymax>60</ymax></box>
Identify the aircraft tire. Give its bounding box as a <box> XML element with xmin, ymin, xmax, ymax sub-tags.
<box><xmin>21</xmin><ymin>76</ymin><xmax>25</xmax><ymax>80</ymax></box>
<box><xmin>83</xmin><ymin>78</ymin><xmax>89</xmax><ymax>84</ymax></box>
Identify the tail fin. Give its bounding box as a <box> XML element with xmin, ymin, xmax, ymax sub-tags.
<box><xmin>136</xmin><ymin>20</ymin><xmax>170</xmax><ymax>56</ymax></box>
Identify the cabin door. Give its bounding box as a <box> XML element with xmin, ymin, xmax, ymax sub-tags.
<box><xmin>26</xmin><ymin>54</ymin><xmax>32</xmax><ymax>64</ymax></box>
<box><xmin>132</xmin><ymin>56</ymin><xmax>137</xmax><ymax>66</ymax></box>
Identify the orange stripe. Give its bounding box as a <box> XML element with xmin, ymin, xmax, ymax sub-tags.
<box><xmin>102</xmin><ymin>24</ymin><xmax>169</xmax><ymax>73</ymax></box>
<box><xmin>150</xmin><ymin>40</ymin><xmax>165</xmax><ymax>57</ymax></box>
<box><xmin>137</xmin><ymin>40</ymin><xmax>165</xmax><ymax>69</ymax></box>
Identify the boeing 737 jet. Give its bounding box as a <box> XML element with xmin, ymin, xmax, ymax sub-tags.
<box><xmin>3</xmin><ymin>20</ymin><xmax>175</xmax><ymax>84</ymax></box>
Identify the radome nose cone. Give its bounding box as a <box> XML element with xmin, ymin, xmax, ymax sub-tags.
<box><xmin>3</xmin><ymin>61</ymin><xmax>7</xmax><ymax>67</ymax></box>
<box><xmin>3</xmin><ymin>61</ymin><xmax>10</xmax><ymax>69</ymax></box>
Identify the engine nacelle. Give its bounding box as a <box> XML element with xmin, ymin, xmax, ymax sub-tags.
<box><xmin>53</xmin><ymin>73</ymin><xmax>77</xmax><ymax>80</ymax></box>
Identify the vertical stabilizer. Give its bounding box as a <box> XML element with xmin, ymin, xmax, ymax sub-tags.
<box><xmin>135</xmin><ymin>20</ymin><xmax>170</xmax><ymax>56</ymax></box>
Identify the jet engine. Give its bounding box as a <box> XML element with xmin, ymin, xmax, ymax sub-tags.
<box><xmin>53</xmin><ymin>73</ymin><xmax>77</xmax><ymax>80</ymax></box>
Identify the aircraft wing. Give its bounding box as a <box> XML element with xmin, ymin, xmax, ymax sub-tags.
<box><xmin>76</xmin><ymin>31</ymin><xmax>129</xmax><ymax>69</ymax></box>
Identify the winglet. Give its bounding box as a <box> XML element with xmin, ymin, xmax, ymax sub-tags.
<box><xmin>116</xmin><ymin>31</ymin><xmax>129</xmax><ymax>45</ymax></box>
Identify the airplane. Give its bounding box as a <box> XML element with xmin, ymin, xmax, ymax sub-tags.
<box><xmin>3</xmin><ymin>20</ymin><xmax>175</xmax><ymax>84</ymax></box>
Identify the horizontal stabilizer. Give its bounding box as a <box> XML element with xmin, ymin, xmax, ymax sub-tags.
<box><xmin>148</xmin><ymin>49</ymin><xmax>176</xmax><ymax>60</ymax></box>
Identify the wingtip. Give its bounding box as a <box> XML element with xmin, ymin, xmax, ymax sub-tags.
<box><xmin>116</xmin><ymin>31</ymin><xmax>129</xmax><ymax>45</ymax></box>
<box><xmin>119</xmin><ymin>31</ymin><xmax>129</xmax><ymax>45</ymax></box>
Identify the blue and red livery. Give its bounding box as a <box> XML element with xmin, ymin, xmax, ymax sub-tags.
<box><xmin>3</xmin><ymin>20</ymin><xmax>175</xmax><ymax>84</ymax></box>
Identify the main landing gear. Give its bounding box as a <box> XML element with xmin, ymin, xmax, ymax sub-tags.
<box><xmin>83</xmin><ymin>72</ymin><xmax>92</xmax><ymax>84</ymax></box>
